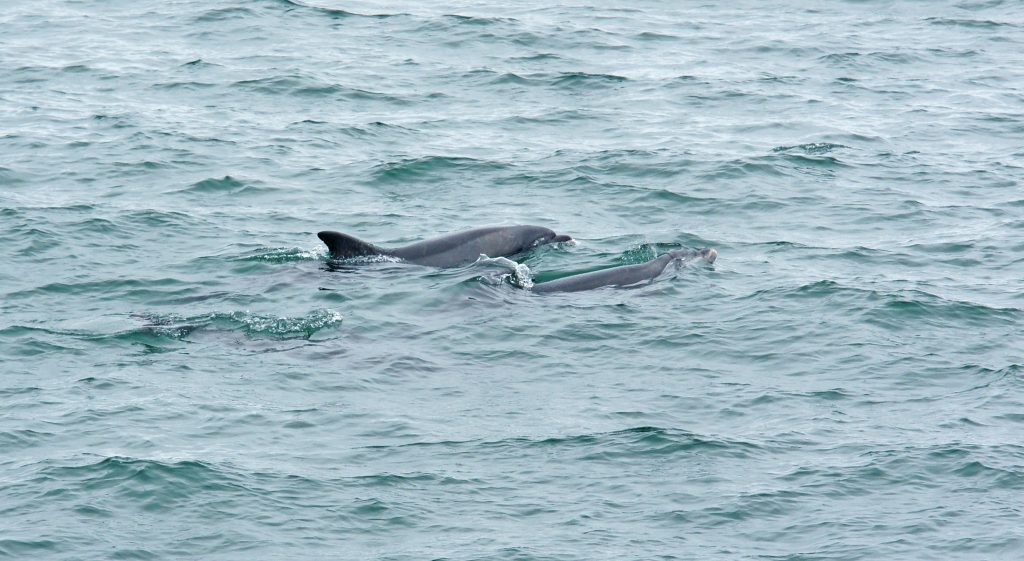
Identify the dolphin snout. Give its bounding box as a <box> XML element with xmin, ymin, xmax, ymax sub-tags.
<box><xmin>701</xmin><ymin>248</ymin><xmax>717</xmax><ymax>263</ymax></box>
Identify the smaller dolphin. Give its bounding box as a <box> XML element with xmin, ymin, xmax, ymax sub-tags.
<box><xmin>531</xmin><ymin>247</ymin><xmax>717</xmax><ymax>293</ymax></box>
<box><xmin>318</xmin><ymin>225</ymin><xmax>571</xmax><ymax>268</ymax></box>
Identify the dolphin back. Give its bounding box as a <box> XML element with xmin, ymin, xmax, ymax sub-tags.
<box><xmin>532</xmin><ymin>255</ymin><xmax>673</xmax><ymax>293</ymax></box>
<box><xmin>390</xmin><ymin>225</ymin><xmax>568</xmax><ymax>267</ymax></box>
<box><xmin>317</xmin><ymin>231</ymin><xmax>389</xmax><ymax>259</ymax></box>
<box><xmin>318</xmin><ymin>225</ymin><xmax>570</xmax><ymax>267</ymax></box>
<box><xmin>532</xmin><ymin>247</ymin><xmax>717</xmax><ymax>293</ymax></box>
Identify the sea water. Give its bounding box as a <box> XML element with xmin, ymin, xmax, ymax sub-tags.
<box><xmin>2</xmin><ymin>1</ymin><xmax>1023</xmax><ymax>559</ymax></box>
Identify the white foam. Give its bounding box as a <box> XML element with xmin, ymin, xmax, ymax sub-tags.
<box><xmin>473</xmin><ymin>255</ymin><xmax>534</xmax><ymax>289</ymax></box>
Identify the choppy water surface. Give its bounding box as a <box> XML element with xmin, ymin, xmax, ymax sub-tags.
<box><xmin>3</xmin><ymin>1</ymin><xmax>1024</xmax><ymax>559</ymax></box>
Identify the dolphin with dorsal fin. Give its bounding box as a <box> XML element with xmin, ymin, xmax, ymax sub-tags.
<box><xmin>531</xmin><ymin>247</ymin><xmax>717</xmax><ymax>293</ymax></box>
<box><xmin>317</xmin><ymin>225</ymin><xmax>572</xmax><ymax>268</ymax></box>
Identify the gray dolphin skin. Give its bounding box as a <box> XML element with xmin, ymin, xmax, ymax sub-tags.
<box><xmin>318</xmin><ymin>225</ymin><xmax>572</xmax><ymax>268</ymax></box>
<box><xmin>531</xmin><ymin>247</ymin><xmax>717</xmax><ymax>293</ymax></box>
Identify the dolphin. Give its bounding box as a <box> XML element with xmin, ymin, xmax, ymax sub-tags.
<box><xmin>317</xmin><ymin>225</ymin><xmax>572</xmax><ymax>268</ymax></box>
<box><xmin>531</xmin><ymin>247</ymin><xmax>717</xmax><ymax>293</ymax></box>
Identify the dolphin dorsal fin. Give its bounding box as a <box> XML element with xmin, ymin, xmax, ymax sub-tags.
<box><xmin>317</xmin><ymin>231</ymin><xmax>388</xmax><ymax>259</ymax></box>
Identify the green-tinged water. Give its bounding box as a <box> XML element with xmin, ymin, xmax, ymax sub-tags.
<box><xmin>2</xmin><ymin>1</ymin><xmax>1023</xmax><ymax>559</ymax></box>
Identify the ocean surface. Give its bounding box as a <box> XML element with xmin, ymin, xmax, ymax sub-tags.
<box><xmin>2</xmin><ymin>1</ymin><xmax>1023</xmax><ymax>559</ymax></box>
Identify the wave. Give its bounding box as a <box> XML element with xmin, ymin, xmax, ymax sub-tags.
<box><xmin>460</xmin><ymin>70</ymin><xmax>628</xmax><ymax>89</ymax></box>
<box><xmin>925</xmin><ymin>17</ymin><xmax>1017</xmax><ymax>29</ymax></box>
<box><xmin>0</xmin><ymin>540</ymin><xmax>61</xmax><ymax>558</ymax></box>
<box><xmin>273</xmin><ymin>0</ymin><xmax>400</xmax><ymax>19</ymax></box>
<box><xmin>444</xmin><ymin>14</ymin><xmax>520</xmax><ymax>26</ymax></box>
<box><xmin>224</xmin><ymin>246</ymin><xmax>327</xmax><ymax>263</ymax></box>
<box><xmin>180</xmin><ymin>58</ymin><xmax>220</xmax><ymax>69</ymax></box>
<box><xmin>368</xmin><ymin>156</ymin><xmax>509</xmax><ymax>184</ymax></box>
<box><xmin>503</xmin><ymin>109</ymin><xmax>605</xmax><ymax>125</ymax></box>
<box><xmin>760</xmin><ymin>150</ymin><xmax>849</xmax><ymax>169</ymax></box>
<box><xmin>551</xmin><ymin>71</ymin><xmax>628</xmax><ymax>88</ymax></box>
<box><xmin>5</xmin><ymin>278</ymin><xmax>185</xmax><ymax>300</ymax></box>
<box><xmin>230</xmin><ymin>75</ymin><xmax>411</xmax><ymax>103</ymax></box>
<box><xmin>193</xmin><ymin>7</ymin><xmax>256</xmax><ymax>22</ymax></box>
<box><xmin>743</xmin><ymin>280</ymin><xmax>1020</xmax><ymax>328</ymax></box>
<box><xmin>0</xmin><ymin>429</ymin><xmax>55</xmax><ymax>451</ymax></box>
<box><xmin>150</xmin><ymin>81</ymin><xmax>217</xmax><ymax>91</ymax></box>
<box><xmin>122</xmin><ymin>209</ymin><xmax>200</xmax><ymax>228</ymax></box>
<box><xmin>566</xmin><ymin>149</ymin><xmax>699</xmax><ymax>180</ymax></box>
<box><xmin>362</xmin><ymin>426</ymin><xmax>762</xmax><ymax>460</ymax></box>
<box><xmin>818</xmin><ymin>50</ymin><xmax>928</xmax><ymax>69</ymax></box>
<box><xmin>772</xmin><ymin>143</ymin><xmax>849</xmax><ymax>155</ymax></box>
<box><xmin>0</xmin><ymin>309</ymin><xmax>343</xmax><ymax>354</ymax></box>
<box><xmin>871</xmin><ymin>293</ymin><xmax>1018</xmax><ymax>326</ymax></box>
<box><xmin>36</xmin><ymin>456</ymin><xmax>244</xmax><ymax>515</ymax></box>
<box><xmin>131</xmin><ymin>309</ymin><xmax>343</xmax><ymax>340</ymax></box>
<box><xmin>0</xmin><ymin>166</ymin><xmax>26</xmax><ymax>185</ymax></box>
<box><xmin>177</xmin><ymin>176</ymin><xmax>276</xmax><ymax>196</ymax></box>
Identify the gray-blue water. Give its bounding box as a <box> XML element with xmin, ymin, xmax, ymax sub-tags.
<box><xmin>2</xmin><ymin>1</ymin><xmax>1023</xmax><ymax>559</ymax></box>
